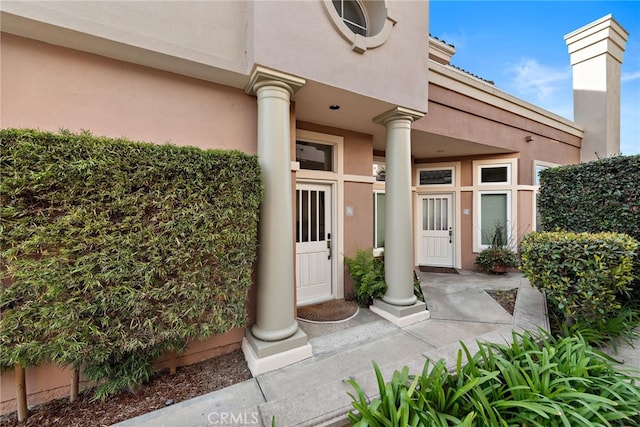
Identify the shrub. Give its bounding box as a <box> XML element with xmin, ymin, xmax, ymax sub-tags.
<box><xmin>344</xmin><ymin>249</ymin><xmax>425</xmax><ymax>306</ymax></box>
<box><xmin>538</xmin><ymin>155</ymin><xmax>640</xmax><ymax>300</ymax></box>
<box><xmin>538</xmin><ymin>155</ymin><xmax>639</xmax><ymax>240</ymax></box>
<box><xmin>347</xmin><ymin>330</ymin><xmax>640</xmax><ymax>426</ymax></box>
<box><xmin>344</xmin><ymin>249</ymin><xmax>386</xmax><ymax>306</ymax></box>
<box><xmin>0</xmin><ymin>128</ymin><xmax>263</xmax><ymax>397</ymax></box>
<box><xmin>519</xmin><ymin>231</ymin><xmax>638</xmax><ymax>325</ymax></box>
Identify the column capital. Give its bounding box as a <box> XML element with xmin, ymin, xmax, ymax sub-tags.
<box><xmin>373</xmin><ymin>106</ymin><xmax>425</xmax><ymax>126</ymax></box>
<box><xmin>245</xmin><ymin>65</ymin><xmax>306</xmax><ymax>97</ymax></box>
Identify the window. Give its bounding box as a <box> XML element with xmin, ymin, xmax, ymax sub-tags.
<box><xmin>374</xmin><ymin>192</ymin><xmax>385</xmax><ymax>248</ymax></box>
<box><xmin>332</xmin><ymin>0</ymin><xmax>367</xmax><ymax>36</ymax></box>
<box><xmin>373</xmin><ymin>161</ymin><xmax>385</xmax><ymax>181</ymax></box>
<box><xmin>533</xmin><ymin>162</ymin><xmax>554</xmax><ymax>231</ymax></box>
<box><xmin>418</xmin><ymin>168</ymin><xmax>454</xmax><ymax>186</ymax></box>
<box><xmin>480</xmin><ymin>165</ymin><xmax>510</xmax><ymax>184</ymax></box>
<box><xmin>479</xmin><ymin>192</ymin><xmax>510</xmax><ymax>247</ymax></box>
<box><xmin>323</xmin><ymin>0</ymin><xmax>394</xmax><ymax>53</ymax></box>
<box><xmin>534</xmin><ymin>164</ymin><xmax>548</xmax><ymax>186</ymax></box>
<box><xmin>296</xmin><ymin>141</ymin><xmax>333</xmax><ymax>171</ymax></box>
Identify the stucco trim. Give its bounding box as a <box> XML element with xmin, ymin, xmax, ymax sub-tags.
<box><xmin>429</xmin><ymin>61</ymin><xmax>583</xmax><ymax>138</ymax></box>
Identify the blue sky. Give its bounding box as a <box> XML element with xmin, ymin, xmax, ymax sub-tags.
<box><xmin>429</xmin><ymin>1</ymin><xmax>640</xmax><ymax>155</ymax></box>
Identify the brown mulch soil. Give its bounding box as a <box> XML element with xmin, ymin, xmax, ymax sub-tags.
<box><xmin>0</xmin><ymin>349</ymin><xmax>252</xmax><ymax>427</ymax></box>
<box><xmin>487</xmin><ymin>288</ymin><xmax>518</xmax><ymax>315</ymax></box>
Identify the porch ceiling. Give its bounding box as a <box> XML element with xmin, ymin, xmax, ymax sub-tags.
<box><xmin>294</xmin><ymin>80</ymin><xmax>514</xmax><ymax>160</ymax></box>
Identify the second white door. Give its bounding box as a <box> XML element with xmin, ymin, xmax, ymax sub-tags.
<box><xmin>418</xmin><ymin>194</ymin><xmax>454</xmax><ymax>267</ymax></box>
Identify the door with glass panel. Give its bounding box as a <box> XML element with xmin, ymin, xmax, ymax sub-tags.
<box><xmin>295</xmin><ymin>183</ymin><xmax>333</xmax><ymax>304</ymax></box>
<box><xmin>419</xmin><ymin>194</ymin><xmax>454</xmax><ymax>267</ymax></box>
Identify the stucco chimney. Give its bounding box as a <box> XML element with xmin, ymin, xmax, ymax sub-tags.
<box><xmin>565</xmin><ymin>14</ymin><xmax>628</xmax><ymax>162</ymax></box>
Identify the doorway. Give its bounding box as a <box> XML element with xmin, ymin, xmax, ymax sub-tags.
<box><xmin>295</xmin><ymin>182</ymin><xmax>334</xmax><ymax>305</ymax></box>
<box><xmin>418</xmin><ymin>193</ymin><xmax>454</xmax><ymax>267</ymax></box>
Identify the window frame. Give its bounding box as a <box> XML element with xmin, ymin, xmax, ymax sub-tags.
<box><xmin>373</xmin><ymin>190</ymin><xmax>385</xmax><ymax>250</ymax></box>
<box><xmin>477</xmin><ymin>190</ymin><xmax>512</xmax><ymax>250</ymax></box>
<box><xmin>478</xmin><ymin>163</ymin><xmax>512</xmax><ymax>185</ymax></box>
<box><xmin>416</xmin><ymin>166</ymin><xmax>455</xmax><ymax>187</ymax></box>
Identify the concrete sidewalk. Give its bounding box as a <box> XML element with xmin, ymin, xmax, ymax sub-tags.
<box><xmin>112</xmin><ymin>271</ymin><xmax>636</xmax><ymax>427</ymax></box>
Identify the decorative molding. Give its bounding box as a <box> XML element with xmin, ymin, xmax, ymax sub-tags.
<box><xmin>373</xmin><ymin>106</ymin><xmax>425</xmax><ymax>126</ymax></box>
<box><xmin>245</xmin><ymin>65</ymin><xmax>305</xmax><ymax>96</ymax></box>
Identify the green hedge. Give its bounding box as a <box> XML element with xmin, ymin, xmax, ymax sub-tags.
<box><xmin>0</xmin><ymin>128</ymin><xmax>263</xmax><ymax>396</ymax></box>
<box><xmin>520</xmin><ymin>231</ymin><xmax>638</xmax><ymax>324</ymax></box>
<box><xmin>538</xmin><ymin>155</ymin><xmax>639</xmax><ymax>240</ymax></box>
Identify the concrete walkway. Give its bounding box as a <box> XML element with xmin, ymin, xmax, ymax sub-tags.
<box><xmin>112</xmin><ymin>271</ymin><xmax>637</xmax><ymax>427</ymax></box>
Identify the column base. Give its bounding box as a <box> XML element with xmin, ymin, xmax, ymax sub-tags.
<box><xmin>242</xmin><ymin>329</ymin><xmax>312</xmax><ymax>376</ymax></box>
<box><xmin>370</xmin><ymin>299</ymin><xmax>430</xmax><ymax>327</ymax></box>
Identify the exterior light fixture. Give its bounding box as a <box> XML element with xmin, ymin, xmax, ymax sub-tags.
<box><xmin>525</xmin><ymin>135</ymin><xmax>533</xmax><ymax>142</ymax></box>
<box><xmin>329</xmin><ymin>105</ymin><xmax>341</xmax><ymax>110</ymax></box>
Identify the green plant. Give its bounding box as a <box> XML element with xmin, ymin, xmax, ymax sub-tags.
<box><xmin>520</xmin><ymin>231</ymin><xmax>638</xmax><ymax>325</ymax></box>
<box><xmin>538</xmin><ymin>155</ymin><xmax>640</xmax><ymax>301</ymax></box>
<box><xmin>475</xmin><ymin>224</ymin><xmax>519</xmax><ymax>273</ymax></box>
<box><xmin>344</xmin><ymin>250</ymin><xmax>425</xmax><ymax>306</ymax></box>
<box><xmin>0</xmin><ymin>128</ymin><xmax>263</xmax><ymax>398</ymax></box>
<box><xmin>347</xmin><ymin>330</ymin><xmax>640</xmax><ymax>426</ymax></box>
<box><xmin>474</xmin><ymin>247</ymin><xmax>519</xmax><ymax>272</ymax></box>
<box><xmin>344</xmin><ymin>249</ymin><xmax>386</xmax><ymax>306</ymax></box>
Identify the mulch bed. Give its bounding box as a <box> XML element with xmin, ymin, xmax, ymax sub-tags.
<box><xmin>0</xmin><ymin>349</ymin><xmax>252</xmax><ymax>427</ymax></box>
<box><xmin>487</xmin><ymin>288</ymin><xmax>518</xmax><ymax>315</ymax></box>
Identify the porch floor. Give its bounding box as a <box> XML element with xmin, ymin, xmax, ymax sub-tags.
<box><xmin>112</xmin><ymin>271</ymin><xmax>638</xmax><ymax>426</ymax></box>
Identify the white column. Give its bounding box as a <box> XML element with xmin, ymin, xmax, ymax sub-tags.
<box><xmin>242</xmin><ymin>66</ymin><xmax>311</xmax><ymax>375</ymax></box>
<box><xmin>370</xmin><ymin>107</ymin><xmax>429</xmax><ymax>327</ymax></box>
<box><xmin>564</xmin><ymin>14</ymin><xmax>628</xmax><ymax>162</ymax></box>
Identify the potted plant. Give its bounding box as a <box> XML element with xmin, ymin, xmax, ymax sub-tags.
<box><xmin>475</xmin><ymin>224</ymin><xmax>519</xmax><ymax>274</ymax></box>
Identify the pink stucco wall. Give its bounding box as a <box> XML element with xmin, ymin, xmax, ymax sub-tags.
<box><xmin>1</xmin><ymin>33</ymin><xmax>257</xmax><ymax>153</ymax></box>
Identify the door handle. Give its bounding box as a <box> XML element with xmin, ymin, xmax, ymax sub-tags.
<box><xmin>448</xmin><ymin>227</ymin><xmax>453</xmax><ymax>244</ymax></box>
<box><xmin>327</xmin><ymin>233</ymin><xmax>331</xmax><ymax>260</ymax></box>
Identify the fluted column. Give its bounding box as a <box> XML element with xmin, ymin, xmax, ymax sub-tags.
<box><xmin>242</xmin><ymin>66</ymin><xmax>311</xmax><ymax>375</ymax></box>
<box><xmin>371</xmin><ymin>107</ymin><xmax>429</xmax><ymax>326</ymax></box>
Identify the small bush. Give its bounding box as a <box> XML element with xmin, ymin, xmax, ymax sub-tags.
<box><xmin>344</xmin><ymin>249</ymin><xmax>386</xmax><ymax>306</ymax></box>
<box><xmin>347</xmin><ymin>330</ymin><xmax>640</xmax><ymax>426</ymax></box>
<box><xmin>344</xmin><ymin>249</ymin><xmax>425</xmax><ymax>306</ymax></box>
<box><xmin>519</xmin><ymin>231</ymin><xmax>638</xmax><ymax>324</ymax></box>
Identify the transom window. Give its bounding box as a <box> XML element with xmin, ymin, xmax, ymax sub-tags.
<box><xmin>480</xmin><ymin>165</ymin><xmax>509</xmax><ymax>184</ymax></box>
<box><xmin>332</xmin><ymin>0</ymin><xmax>367</xmax><ymax>36</ymax></box>
<box><xmin>418</xmin><ymin>168</ymin><xmax>454</xmax><ymax>186</ymax></box>
<box><xmin>296</xmin><ymin>141</ymin><xmax>334</xmax><ymax>171</ymax></box>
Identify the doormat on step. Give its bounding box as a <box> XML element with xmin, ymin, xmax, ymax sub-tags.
<box><xmin>297</xmin><ymin>299</ymin><xmax>359</xmax><ymax>323</ymax></box>
<box><xmin>419</xmin><ymin>266</ymin><xmax>459</xmax><ymax>274</ymax></box>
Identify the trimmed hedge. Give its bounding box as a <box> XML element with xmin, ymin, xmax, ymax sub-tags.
<box><xmin>538</xmin><ymin>155</ymin><xmax>639</xmax><ymax>240</ymax></box>
<box><xmin>0</xmin><ymin>128</ymin><xmax>263</xmax><ymax>396</ymax></box>
<box><xmin>520</xmin><ymin>231</ymin><xmax>638</xmax><ymax>323</ymax></box>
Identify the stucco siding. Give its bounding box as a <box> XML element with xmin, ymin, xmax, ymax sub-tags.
<box><xmin>251</xmin><ymin>1</ymin><xmax>428</xmax><ymax>112</ymax></box>
<box><xmin>1</xmin><ymin>34</ymin><xmax>257</xmax><ymax>153</ymax></box>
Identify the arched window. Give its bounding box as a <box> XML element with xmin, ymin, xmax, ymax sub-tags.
<box><xmin>332</xmin><ymin>0</ymin><xmax>367</xmax><ymax>36</ymax></box>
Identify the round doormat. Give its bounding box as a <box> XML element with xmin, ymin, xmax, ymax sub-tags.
<box><xmin>297</xmin><ymin>299</ymin><xmax>359</xmax><ymax>323</ymax></box>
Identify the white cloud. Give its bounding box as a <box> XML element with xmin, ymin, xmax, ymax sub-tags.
<box><xmin>622</xmin><ymin>70</ymin><xmax>640</xmax><ymax>83</ymax></box>
<box><xmin>504</xmin><ymin>58</ymin><xmax>571</xmax><ymax>101</ymax></box>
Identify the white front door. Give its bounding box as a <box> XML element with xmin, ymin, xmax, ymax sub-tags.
<box><xmin>296</xmin><ymin>183</ymin><xmax>333</xmax><ymax>305</ymax></box>
<box><xmin>418</xmin><ymin>194</ymin><xmax>454</xmax><ymax>267</ymax></box>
